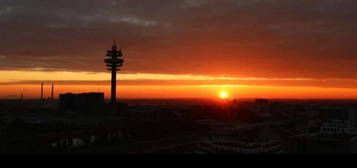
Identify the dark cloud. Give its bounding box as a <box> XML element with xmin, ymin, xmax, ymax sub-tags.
<box><xmin>1</xmin><ymin>0</ymin><xmax>357</xmax><ymax>78</ymax></box>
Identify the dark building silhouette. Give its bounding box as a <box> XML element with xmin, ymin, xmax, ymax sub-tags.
<box><xmin>320</xmin><ymin>107</ymin><xmax>357</xmax><ymax>121</ymax></box>
<box><xmin>104</xmin><ymin>41</ymin><xmax>124</xmax><ymax>114</ymax></box>
<box><xmin>117</xmin><ymin>102</ymin><xmax>129</xmax><ymax>116</ymax></box>
<box><xmin>255</xmin><ymin>98</ymin><xmax>269</xmax><ymax>105</ymax></box>
<box><xmin>59</xmin><ymin>92</ymin><xmax>105</xmax><ymax>115</ymax></box>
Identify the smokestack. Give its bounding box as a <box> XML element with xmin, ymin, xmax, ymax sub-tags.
<box><xmin>41</xmin><ymin>82</ymin><xmax>44</xmax><ymax>100</ymax></box>
<box><xmin>51</xmin><ymin>83</ymin><xmax>54</xmax><ymax>101</ymax></box>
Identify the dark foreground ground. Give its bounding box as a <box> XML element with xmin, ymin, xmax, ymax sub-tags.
<box><xmin>2</xmin><ymin>98</ymin><xmax>357</xmax><ymax>153</ymax></box>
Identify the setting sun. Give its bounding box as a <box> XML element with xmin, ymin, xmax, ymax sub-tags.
<box><xmin>219</xmin><ymin>91</ymin><xmax>229</xmax><ymax>99</ymax></box>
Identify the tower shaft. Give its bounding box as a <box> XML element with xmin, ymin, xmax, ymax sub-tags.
<box><xmin>111</xmin><ymin>67</ymin><xmax>117</xmax><ymax>112</ymax></box>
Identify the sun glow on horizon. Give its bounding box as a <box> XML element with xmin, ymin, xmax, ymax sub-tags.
<box><xmin>3</xmin><ymin>84</ymin><xmax>357</xmax><ymax>99</ymax></box>
<box><xmin>3</xmin><ymin>70</ymin><xmax>357</xmax><ymax>99</ymax></box>
<box><xmin>219</xmin><ymin>91</ymin><xmax>229</xmax><ymax>99</ymax></box>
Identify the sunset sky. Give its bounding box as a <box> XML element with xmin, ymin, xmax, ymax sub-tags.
<box><xmin>1</xmin><ymin>0</ymin><xmax>357</xmax><ymax>99</ymax></box>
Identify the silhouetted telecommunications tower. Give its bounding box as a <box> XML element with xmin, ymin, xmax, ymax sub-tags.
<box><xmin>105</xmin><ymin>41</ymin><xmax>124</xmax><ymax>113</ymax></box>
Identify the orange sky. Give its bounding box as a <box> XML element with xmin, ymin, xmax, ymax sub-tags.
<box><xmin>2</xmin><ymin>70</ymin><xmax>357</xmax><ymax>99</ymax></box>
<box><xmin>3</xmin><ymin>82</ymin><xmax>357</xmax><ymax>99</ymax></box>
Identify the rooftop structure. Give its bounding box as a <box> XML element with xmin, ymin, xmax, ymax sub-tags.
<box><xmin>59</xmin><ymin>92</ymin><xmax>105</xmax><ymax>114</ymax></box>
<box><xmin>195</xmin><ymin>122</ymin><xmax>283</xmax><ymax>154</ymax></box>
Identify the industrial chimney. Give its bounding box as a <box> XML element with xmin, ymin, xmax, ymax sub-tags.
<box><xmin>40</xmin><ymin>82</ymin><xmax>44</xmax><ymax>100</ymax></box>
<box><xmin>51</xmin><ymin>83</ymin><xmax>54</xmax><ymax>101</ymax></box>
